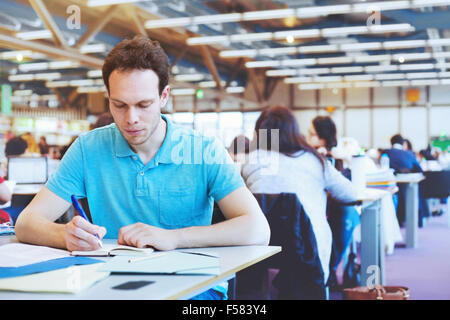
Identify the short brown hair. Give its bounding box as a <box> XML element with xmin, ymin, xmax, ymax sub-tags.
<box><xmin>102</xmin><ymin>35</ymin><xmax>170</xmax><ymax>95</ymax></box>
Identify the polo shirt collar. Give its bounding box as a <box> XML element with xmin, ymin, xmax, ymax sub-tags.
<box><xmin>113</xmin><ymin>114</ymin><xmax>175</xmax><ymax>165</ymax></box>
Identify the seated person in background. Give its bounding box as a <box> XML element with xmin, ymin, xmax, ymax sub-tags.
<box><xmin>5</xmin><ymin>136</ymin><xmax>28</xmax><ymax>158</ymax></box>
<box><xmin>38</xmin><ymin>136</ymin><xmax>49</xmax><ymax>156</ymax></box>
<box><xmin>241</xmin><ymin>106</ymin><xmax>357</xmax><ymax>285</ymax></box>
<box><xmin>14</xmin><ymin>35</ymin><xmax>270</xmax><ymax>300</ymax></box>
<box><xmin>385</xmin><ymin>134</ymin><xmax>429</xmax><ymax>227</ymax></box>
<box><xmin>384</xmin><ymin>134</ymin><xmax>422</xmax><ymax>174</ymax></box>
<box><xmin>90</xmin><ymin>112</ymin><xmax>115</xmax><ymax>130</ymax></box>
<box><xmin>227</xmin><ymin>135</ymin><xmax>250</xmax><ymax>163</ymax></box>
<box><xmin>308</xmin><ymin>115</ymin><xmax>360</xmax><ymax>288</ymax></box>
<box><xmin>21</xmin><ymin>132</ymin><xmax>39</xmax><ymax>155</ymax></box>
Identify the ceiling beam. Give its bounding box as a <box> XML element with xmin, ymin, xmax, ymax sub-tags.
<box><xmin>125</xmin><ymin>5</ymin><xmax>147</xmax><ymax>36</ymax></box>
<box><xmin>0</xmin><ymin>33</ymin><xmax>103</xmax><ymax>68</ymax></box>
<box><xmin>200</xmin><ymin>45</ymin><xmax>223</xmax><ymax>92</ymax></box>
<box><xmin>74</xmin><ymin>5</ymin><xmax>120</xmax><ymax>49</ymax></box>
<box><xmin>28</xmin><ymin>0</ymin><xmax>69</xmax><ymax>48</ymax></box>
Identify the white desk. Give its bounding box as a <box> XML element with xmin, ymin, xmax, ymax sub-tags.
<box><xmin>0</xmin><ymin>237</ymin><xmax>281</xmax><ymax>300</ymax></box>
<box><xmin>357</xmin><ymin>187</ymin><xmax>397</xmax><ymax>287</ymax></box>
<box><xmin>395</xmin><ymin>173</ymin><xmax>425</xmax><ymax>248</ymax></box>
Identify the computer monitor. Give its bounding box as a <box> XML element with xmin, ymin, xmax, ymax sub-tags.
<box><xmin>7</xmin><ymin>156</ymin><xmax>48</xmax><ymax>184</ymax></box>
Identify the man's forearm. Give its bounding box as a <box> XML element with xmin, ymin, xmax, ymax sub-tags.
<box><xmin>174</xmin><ymin>214</ymin><xmax>270</xmax><ymax>249</ymax></box>
<box><xmin>15</xmin><ymin>212</ymin><xmax>67</xmax><ymax>249</ymax></box>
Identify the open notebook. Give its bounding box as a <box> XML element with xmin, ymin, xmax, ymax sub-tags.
<box><xmin>71</xmin><ymin>244</ymin><xmax>154</xmax><ymax>257</ymax></box>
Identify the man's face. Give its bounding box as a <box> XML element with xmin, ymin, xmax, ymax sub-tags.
<box><xmin>108</xmin><ymin>69</ymin><xmax>170</xmax><ymax>149</ymax></box>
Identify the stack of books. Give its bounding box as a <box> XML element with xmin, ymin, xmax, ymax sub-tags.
<box><xmin>366</xmin><ymin>168</ymin><xmax>397</xmax><ymax>191</ymax></box>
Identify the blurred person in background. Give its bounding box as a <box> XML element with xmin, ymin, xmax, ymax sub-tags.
<box><xmin>90</xmin><ymin>112</ymin><xmax>115</xmax><ymax>130</ymax></box>
<box><xmin>38</xmin><ymin>136</ymin><xmax>49</xmax><ymax>156</ymax></box>
<box><xmin>308</xmin><ymin>115</ymin><xmax>360</xmax><ymax>289</ymax></box>
<box><xmin>241</xmin><ymin>106</ymin><xmax>358</xmax><ymax>288</ymax></box>
<box><xmin>21</xmin><ymin>132</ymin><xmax>39</xmax><ymax>155</ymax></box>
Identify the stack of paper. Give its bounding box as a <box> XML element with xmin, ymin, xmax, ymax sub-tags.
<box><xmin>366</xmin><ymin>168</ymin><xmax>397</xmax><ymax>190</ymax></box>
<box><xmin>0</xmin><ymin>243</ymin><xmax>109</xmax><ymax>293</ymax></box>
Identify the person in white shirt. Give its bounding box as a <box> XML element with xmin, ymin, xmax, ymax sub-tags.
<box><xmin>241</xmin><ymin>106</ymin><xmax>358</xmax><ymax>284</ymax></box>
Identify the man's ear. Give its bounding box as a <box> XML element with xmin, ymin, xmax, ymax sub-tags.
<box><xmin>160</xmin><ymin>85</ymin><xmax>170</xmax><ymax>107</ymax></box>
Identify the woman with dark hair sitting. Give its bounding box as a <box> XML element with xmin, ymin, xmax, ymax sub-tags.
<box><xmin>241</xmin><ymin>106</ymin><xmax>357</xmax><ymax>287</ymax></box>
<box><xmin>309</xmin><ymin>115</ymin><xmax>361</xmax><ymax>289</ymax></box>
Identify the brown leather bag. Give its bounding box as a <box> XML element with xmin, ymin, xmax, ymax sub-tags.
<box><xmin>343</xmin><ymin>285</ymin><xmax>410</xmax><ymax>300</ymax></box>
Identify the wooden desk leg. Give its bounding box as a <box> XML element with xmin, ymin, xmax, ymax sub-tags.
<box><xmin>360</xmin><ymin>199</ymin><xmax>384</xmax><ymax>286</ymax></box>
<box><xmin>405</xmin><ymin>183</ymin><xmax>419</xmax><ymax>248</ymax></box>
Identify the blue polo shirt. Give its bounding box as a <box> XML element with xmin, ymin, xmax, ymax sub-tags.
<box><xmin>46</xmin><ymin>115</ymin><xmax>244</xmax><ymax>237</ymax></box>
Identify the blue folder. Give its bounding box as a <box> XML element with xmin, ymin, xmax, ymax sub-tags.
<box><xmin>0</xmin><ymin>256</ymin><xmax>104</xmax><ymax>279</ymax></box>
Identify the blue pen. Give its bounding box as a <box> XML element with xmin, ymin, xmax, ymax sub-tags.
<box><xmin>71</xmin><ymin>195</ymin><xmax>103</xmax><ymax>248</ymax></box>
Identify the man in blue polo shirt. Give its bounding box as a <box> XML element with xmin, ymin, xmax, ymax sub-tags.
<box><xmin>15</xmin><ymin>36</ymin><xmax>270</xmax><ymax>300</ymax></box>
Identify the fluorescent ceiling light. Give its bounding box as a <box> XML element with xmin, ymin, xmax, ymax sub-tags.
<box><xmin>354</xmin><ymin>81</ymin><xmax>381</xmax><ymax>88</ymax></box>
<box><xmin>375</xmin><ymin>73</ymin><xmax>405</xmax><ymax>80</ymax></box>
<box><xmin>220</xmin><ymin>49</ymin><xmax>257</xmax><ymax>58</ymax></box>
<box><xmin>34</xmin><ymin>72</ymin><xmax>61</xmax><ymax>80</ymax></box>
<box><xmin>245</xmin><ymin>61</ymin><xmax>280</xmax><ymax>68</ymax></box>
<box><xmin>394</xmin><ymin>52</ymin><xmax>432</xmax><ymax>61</ymax></box>
<box><xmin>314</xmin><ymin>76</ymin><xmax>342</xmax><ymax>82</ymax></box>
<box><xmin>69</xmin><ymin>79</ymin><xmax>95</xmax><ymax>87</ymax></box>
<box><xmin>368</xmin><ymin>23</ymin><xmax>415</xmax><ymax>34</ymax></box>
<box><xmin>226</xmin><ymin>86</ymin><xmax>245</xmax><ymax>93</ymax></box>
<box><xmin>410</xmin><ymin>79</ymin><xmax>440</xmax><ymax>86</ymax></box>
<box><xmin>46</xmin><ymin>81</ymin><xmax>69</xmax><ymax>88</ymax></box>
<box><xmin>299</xmin><ymin>45</ymin><xmax>338</xmax><ymax>53</ymax></box>
<box><xmin>16</xmin><ymin>29</ymin><xmax>52</xmax><ymax>40</ymax></box>
<box><xmin>384</xmin><ymin>40</ymin><xmax>427</xmax><ymax>49</ymax></box>
<box><xmin>49</xmin><ymin>60</ymin><xmax>80</xmax><ymax>69</ymax></box>
<box><xmin>145</xmin><ymin>17</ymin><xmax>192</xmax><ymax>29</ymax></box>
<box><xmin>230</xmin><ymin>32</ymin><xmax>273</xmax><ymax>42</ymax></box>
<box><xmin>300</xmin><ymin>68</ymin><xmax>330</xmax><ymax>75</ymax></box>
<box><xmin>198</xmin><ymin>81</ymin><xmax>226</xmax><ymax>88</ymax></box>
<box><xmin>87</xmin><ymin>70</ymin><xmax>103</xmax><ymax>78</ymax></box>
<box><xmin>174</xmin><ymin>74</ymin><xmax>205</xmax><ymax>82</ymax></box>
<box><xmin>382</xmin><ymin>80</ymin><xmax>410</xmax><ymax>87</ymax></box>
<box><xmin>284</xmin><ymin>77</ymin><xmax>313</xmax><ymax>84</ymax></box>
<box><xmin>344</xmin><ymin>74</ymin><xmax>374</xmax><ymax>81</ymax></box>
<box><xmin>298</xmin><ymin>83</ymin><xmax>325</xmax><ymax>90</ymax></box>
<box><xmin>193</xmin><ymin>13</ymin><xmax>242</xmax><ymax>24</ymax></box>
<box><xmin>428</xmin><ymin>38</ymin><xmax>450</xmax><ymax>46</ymax></box>
<box><xmin>273</xmin><ymin>29</ymin><xmax>320</xmax><ymax>40</ymax></box>
<box><xmin>87</xmin><ymin>0</ymin><xmax>144</xmax><ymax>6</ymax></box>
<box><xmin>243</xmin><ymin>9</ymin><xmax>295</xmax><ymax>21</ymax></box>
<box><xmin>440</xmin><ymin>78</ymin><xmax>450</xmax><ymax>85</ymax></box>
<box><xmin>317</xmin><ymin>56</ymin><xmax>353</xmax><ymax>64</ymax></box>
<box><xmin>171</xmin><ymin>88</ymin><xmax>196</xmax><ymax>96</ymax></box>
<box><xmin>186</xmin><ymin>35</ymin><xmax>229</xmax><ymax>46</ymax></box>
<box><xmin>322</xmin><ymin>26</ymin><xmax>368</xmax><ymax>37</ymax></box>
<box><xmin>281</xmin><ymin>58</ymin><xmax>316</xmax><ymax>67</ymax></box>
<box><xmin>341</xmin><ymin>42</ymin><xmax>382</xmax><ymax>51</ymax></box>
<box><xmin>296</xmin><ymin>5</ymin><xmax>352</xmax><ymax>18</ymax></box>
<box><xmin>411</xmin><ymin>0</ymin><xmax>450</xmax><ymax>7</ymax></box>
<box><xmin>354</xmin><ymin>54</ymin><xmax>391</xmax><ymax>63</ymax></box>
<box><xmin>331</xmin><ymin>66</ymin><xmax>364</xmax><ymax>74</ymax></box>
<box><xmin>406</xmin><ymin>72</ymin><xmax>438</xmax><ymax>79</ymax></box>
<box><xmin>13</xmin><ymin>90</ymin><xmax>33</xmax><ymax>96</ymax></box>
<box><xmin>80</xmin><ymin>44</ymin><xmax>106</xmax><ymax>54</ymax></box>
<box><xmin>77</xmin><ymin>87</ymin><xmax>106</xmax><ymax>93</ymax></box>
<box><xmin>266</xmin><ymin>69</ymin><xmax>297</xmax><ymax>77</ymax></box>
<box><xmin>365</xmin><ymin>65</ymin><xmax>399</xmax><ymax>72</ymax></box>
<box><xmin>18</xmin><ymin>62</ymin><xmax>49</xmax><ymax>72</ymax></box>
<box><xmin>353</xmin><ymin>1</ymin><xmax>410</xmax><ymax>11</ymax></box>
<box><xmin>399</xmin><ymin>63</ymin><xmax>435</xmax><ymax>70</ymax></box>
